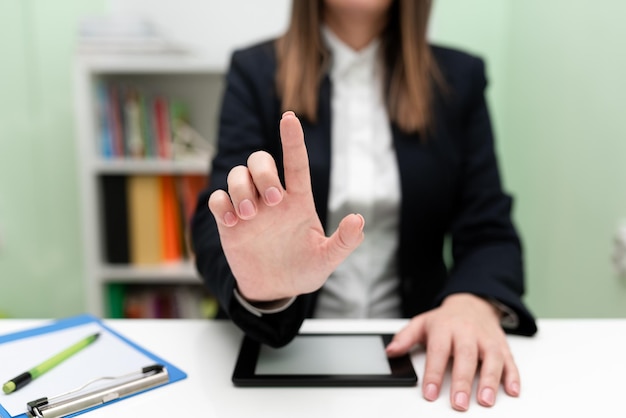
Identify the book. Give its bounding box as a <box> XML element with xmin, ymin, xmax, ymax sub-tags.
<box><xmin>159</xmin><ymin>175</ymin><xmax>183</xmax><ymax>262</ymax></box>
<box><xmin>106</xmin><ymin>283</ymin><xmax>126</xmax><ymax>318</ymax></box>
<box><xmin>95</xmin><ymin>81</ymin><xmax>113</xmax><ymax>158</ymax></box>
<box><xmin>101</xmin><ymin>175</ymin><xmax>130</xmax><ymax>264</ymax></box>
<box><xmin>108</xmin><ymin>84</ymin><xmax>125</xmax><ymax>157</ymax></box>
<box><xmin>139</xmin><ymin>94</ymin><xmax>155</xmax><ymax>158</ymax></box>
<box><xmin>123</xmin><ymin>88</ymin><xmax>144</xmax><ymax>158</ymax></box>
<box><xmin>126</xmin><ymin>176</ymin><xmax>162</xmax><ymax>265</ymax></box>
<box><xmin>153</xmin><ymin>97</ymin><xmax>172</xmax><ymax>159</ymax></box>
<box><xmin>178</xmin><ymin>175</ymin><xmax>208</xmax><ymax>256</ymax></box>
<box><xmin>179</xmin><ymin>175</ymin><xmax>207</xmax><ymax>225</ymax></box>
<box><xmin>123</xmin><ymin>288</ymin><xmax>153</xmax><ymax>318</ymax></box>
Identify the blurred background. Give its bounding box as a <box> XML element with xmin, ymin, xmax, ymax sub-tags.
<box><xmin>1</xmin><ymin>0</ymin><xmax>625</xmax><ymax>319</ymax></box>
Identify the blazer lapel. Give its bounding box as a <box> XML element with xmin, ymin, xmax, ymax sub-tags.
<box><xmin>300</xmin><ymin>76</ymin><xmax>332</xmax><ymax>228</ymax></box>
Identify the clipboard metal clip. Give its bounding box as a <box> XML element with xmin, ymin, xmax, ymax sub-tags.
<box><xmin>26</xmin><ymin>364</ymin><xmax>169</xmax><ymax>418</ymax></box>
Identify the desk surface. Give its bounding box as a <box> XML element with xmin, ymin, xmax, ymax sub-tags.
<box><xmin>1</xmin><ymin>318</ymin><xmax>624</xmax><ymax>417</ymax></box>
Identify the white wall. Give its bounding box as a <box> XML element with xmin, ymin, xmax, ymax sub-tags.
<box><xmin>106</xmin><ymin>0</ymin><xmax>291</xmax><ymax>68</ymax></box>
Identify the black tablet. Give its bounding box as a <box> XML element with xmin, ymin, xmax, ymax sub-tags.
<box><xmin>232</xmin><ymin>333</ymin><xmax>418</xmax><ymax>387</ymax></box>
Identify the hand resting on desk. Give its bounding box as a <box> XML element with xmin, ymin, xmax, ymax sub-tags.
<box><xmin>386</xmin><ymin>293</ymin><xmax>520</xmax><ymax>411</ymax></box>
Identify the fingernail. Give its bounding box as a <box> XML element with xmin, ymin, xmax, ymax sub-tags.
<box><xmin>355</xmin><ymin>213</ymin><xmax>365</xmax><ymax>229</ymax></box>
<box><xmin>385</xmin><ymin>340</ymin><xmax>399</xmax><ymax>351</ymax></box>
<box><xmin>510</xmin><ymin>381</ymin><xmax>520</xmax><ymax>396</ymax></box>
<box><xmin>239</xmin><ymin>199</ymin><xmax>255</xmax><ymax>218</ymax></box>
<box><xmin>265</xmin><ymin>187</ymin><xmax>282</xmax><ymax>205</ymax></box>
<box><xmin>480</xmin><ymin>387</ymin><xmax>495</xmax><ymax>406</ymax></box>
<box><xmin>454</xmin><ymin>392</ymin><xmax>469</xmax><ymax>410</ymax></box>
<box><xmin>424</xmin><ymin>383</ymin><xmax>438</xmax><ymax>401</ymax></box>
<box><xmin>224</xmin><ymin>211</ymin><xmax>237</xmax><ymax>227</ymax></box>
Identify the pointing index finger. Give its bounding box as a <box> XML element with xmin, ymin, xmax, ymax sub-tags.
<box><xmin>280</xmin><ymin>111</ymin><xmax>311</xmax><ymax>195</ymax></box>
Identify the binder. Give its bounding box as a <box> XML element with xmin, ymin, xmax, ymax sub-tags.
<box><xmin>127</xmin><ymin>175</ymin><xmax>162</xmax><ymax>265</ymax></box>
<box><xmin>101</xmin><ymin>175</ymin><xmax>130</xmax><ymax>264</ymax></box>
<box><xmin>0</xmin><ymin>315</ymin><xmax>186</xmax><ymax>418</ymax></box>
<box><xmin>159</xmin><ymin>175</ymin><xmax>183</xmax><ymax>262</ymax></box>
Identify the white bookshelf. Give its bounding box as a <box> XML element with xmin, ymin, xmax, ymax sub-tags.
<box><xmin>73</xmin><ymin>53</ymin><xmax>223</xmax><ymax>318</ymax></box>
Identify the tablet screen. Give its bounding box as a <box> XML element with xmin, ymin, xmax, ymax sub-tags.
<box><xmin>232</xmin><ymin>333</ymin><xmax>417</xmax><ymax>387</ymax></box>
<box><xmin>257</xmin><ymin>335</ymin><xmax>391</xmax><ymax>375</ymax></box>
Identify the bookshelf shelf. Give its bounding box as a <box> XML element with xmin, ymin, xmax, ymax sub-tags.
<box><xmin>100</xmin><ymin>262</ymin><xmax>202</xmax><ymax>283</ymax></box>
<box><xmin>75</xmin><ymin>54</ymin><xmax>220</xmax><ymax>74</ymax></box>
<box><xmin>74</xmin><ymin>53</ymin><xmax>222</xmax><ymax>319</ymax></box>
<box><xmin>93</xmin><ymin>159</ymin><xmax>210</xmax><ymax>175</ymax></box>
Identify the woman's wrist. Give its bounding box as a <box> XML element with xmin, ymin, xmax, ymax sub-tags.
<box><xmin>442</xmin><ymin>293</ymin><xmax>519</xmax><ymax>329</ymax></box>
<box><xmin>442</xmin><ymin>293</ymin><xmax>501</xmax><ymax>321</ymax></box>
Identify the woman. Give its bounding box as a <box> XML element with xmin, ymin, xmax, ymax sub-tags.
<box><xmin>191</xmin><ymin>0</ymin><xmax>537</xmax><ymax>411</ymax></box>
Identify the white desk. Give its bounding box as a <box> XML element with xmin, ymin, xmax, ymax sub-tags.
<box><xmin>1</xmin><ymin>318</ymin><xmax>624</xmax><ymax>417</ymax></box>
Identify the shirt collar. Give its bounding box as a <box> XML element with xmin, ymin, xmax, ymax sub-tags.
<box><xmin>321</xmin><ymin>24</ymin><xmax>381</xmax><ymax>80</ymax></box>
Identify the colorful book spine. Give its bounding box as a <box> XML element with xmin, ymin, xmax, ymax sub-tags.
<box><xmin>140</xmin><ymin>94</ymin><xmax>155</xmax><ymax>158</ymax></box>
<box><xmin>108</xmin><ymin>84</ymin><xmax>125</xmax><ymax>157</ymax></box>
<box><xmin>107</xmin><ymin>283</ymin><xmax>126</xmax><ymax>318</ymax></box>
<box><xmin>159</xmin><ymin>175</ymin><xmax>183</xmax><ymax>262</ymax></box>
<box><xmin>178</xmin><ymin>175</ymin><xmax>208</xmax><ymax>256</ymax></box>
<box><xmin>124</xmin><ymin>88</ymin><xmax>144</xmax><ymax>158</ymax></box>
<box><xmin>127</xmin><ymin>175</ymin><xmax>162</xmax><ymax>265</ymax></box>
<box><xmin>153</xmin><ymin>97</ymin><xmax>172</xmax><ymax>159</ymax></box>
<box><xmin>96</xmin><ymin>81</ymin><xmax>113</xmax><ymax>158</ymax></box>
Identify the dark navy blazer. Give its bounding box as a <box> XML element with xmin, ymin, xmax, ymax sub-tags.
<box><xmin>191</xmin><ymin>40</ymin><xmax>538</xmax><ymax>347</ymax></box>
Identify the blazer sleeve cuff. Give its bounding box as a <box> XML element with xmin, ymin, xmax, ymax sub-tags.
<box><xmin>488</xmin><ymin>298</ymin><xmax>520</xmax><ymax>330</ymax></box>
<box><xmin>233</xmin><ymin>287</ymin><xmax>297</xmax><ymax>317</ymax></box>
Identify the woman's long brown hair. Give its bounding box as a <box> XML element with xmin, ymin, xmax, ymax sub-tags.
<box><xmin>276</xmin><ymin>0</ymin><xmax>442</xmax><ymax>136</ymax></box>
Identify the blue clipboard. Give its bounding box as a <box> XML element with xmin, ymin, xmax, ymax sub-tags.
<box><xmin>0</xmin><ymin>314</ymin><xmax>187</xmax><ymax>418</ymax></box>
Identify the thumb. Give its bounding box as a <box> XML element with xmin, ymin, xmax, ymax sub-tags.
<box><xmin>325</xmin><ymin>213</ymin><xmax>365</xmax><ymax>266</ymax></box>
<box><xmin>386</xmin><ymin>316</ymin><xmax>426</xmax><ymax>357</ymax></box>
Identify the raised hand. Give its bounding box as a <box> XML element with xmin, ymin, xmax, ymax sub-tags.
<box><xmin>208</xmin><ymin>111</ymin><xmax>365</xmax><ymax>302</ymax></box>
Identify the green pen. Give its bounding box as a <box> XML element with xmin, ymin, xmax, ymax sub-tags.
<box><xmin>2</xmin><ymin>332</ymin><xmax>100</xmax><ymax>394</ymax></box>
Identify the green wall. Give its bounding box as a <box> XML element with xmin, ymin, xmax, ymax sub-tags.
<box><xmin>1</xmin><ymin>0</ymin><xmax>625</xmax><ymax>318</ymax></box>
<box><xmin>432</xmin><ymin>0</ymin><xmax>626</xmax><ymax>317</ymax></box>
<box><xmin>507</xmin><ymin>1</ymin><xmax>626</xmax><ymax>316</ymax></box>
<box><xmin>0</xmin><ymin>0</ymin><xmax>106</xmax><ymax>318</ymax></box>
